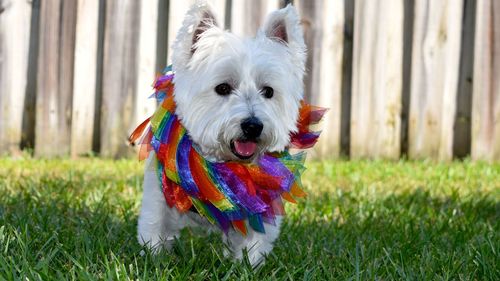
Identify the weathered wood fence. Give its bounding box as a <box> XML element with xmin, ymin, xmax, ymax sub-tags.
<box><xmin>0</xmin><ymin>0</ymin><xmax>499</xmax><ymax>161</ymax></box>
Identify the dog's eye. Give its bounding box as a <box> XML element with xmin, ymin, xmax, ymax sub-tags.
<box><xmin>262</xmin><ymin>86</ymin><xmax>274</xmax><ymax>99</ymax></box>
<box><xmin>215</xmin><ymin>83</ymin><xmax>232</xmax><ymax>96</ymax></box>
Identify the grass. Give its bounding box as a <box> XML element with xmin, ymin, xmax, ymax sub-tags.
<box><xmin>0</xmin><ymin>157</ymin><xmax>498</xmax><ymax>280</ymax></box>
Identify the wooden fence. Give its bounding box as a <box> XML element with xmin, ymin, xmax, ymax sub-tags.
<box><xmin>0</xmin><ymin>0</ymin><xmax>498</xmax><ymax>161</ymax></box>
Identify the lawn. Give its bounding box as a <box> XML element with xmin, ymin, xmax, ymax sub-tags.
<box><xmin>0</xmin><ymin>157</ymin><xmax>498</xmax><ymax>280</ymax></box>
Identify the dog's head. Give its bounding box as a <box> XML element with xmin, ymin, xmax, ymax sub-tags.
<box><xmin>171</xmin><ymin>3</ymin><xmax>306</xmax><ymax>161</ymax></box>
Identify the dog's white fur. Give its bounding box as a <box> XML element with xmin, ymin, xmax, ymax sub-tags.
<box><xmin>138</xmin><ymin>3</ymin><xmax>306</xmax><ymax>266</ymax></box>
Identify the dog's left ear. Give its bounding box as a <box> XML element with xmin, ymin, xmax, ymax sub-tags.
<box><xmin>172</xmin><ymin>3</ymin><xmax>221</xmax><ymax>69</ymax></box>
<box><xmin>261</xmin><ymin>5</ymin><xmax>306</xmax><ymax>56</ymax></box>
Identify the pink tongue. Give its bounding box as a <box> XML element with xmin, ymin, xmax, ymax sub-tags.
<box><xmin>234</xmin><ymin>140</ymin><xmax>257</xmax><ymax>157</ymax></box>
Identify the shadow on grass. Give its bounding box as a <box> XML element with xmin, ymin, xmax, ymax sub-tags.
<box><xmin>1</xmin><ymin>186</ymin><xmax>498</xmax><ymax>280</ymax></box>
<box><xmin>0</xmin><ymin>187</ymin><xmax>246</xmax><ymax>279</ymax></box>
<box><xmin>273</xmin><ymin>188</ymin><xmax>499</xmax><ymax>279</ymax></box>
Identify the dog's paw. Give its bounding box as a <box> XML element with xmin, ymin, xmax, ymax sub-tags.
<box><xmin>223</xmin><ymin>240</ymin><xmax>268</xmax><ymax>268</ymax></box>
<box><xmin>245</xmin><ymin>249</ymin><xmax>266</xmax><ymax>268</ymax></box>
<box><xmin>138</xmin><ymin>234</ymin><xmax>177</xmax><ymax>254</ymax></box>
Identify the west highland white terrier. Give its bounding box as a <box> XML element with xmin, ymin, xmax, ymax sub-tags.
<box><xmin>131</xmin><ymin>3</ymin><xmax>323</xmax><ymax>267</ymax></box>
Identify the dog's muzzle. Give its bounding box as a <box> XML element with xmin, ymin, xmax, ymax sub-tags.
<box><xmin>230</xmin><ymin>117</ymin><xmax>263</xmax><ymax>160</ymax></box>
<box><xmin>241</xmin><ymin>117</ymin><xmax>263</xmax><ymax>139</ymax></box>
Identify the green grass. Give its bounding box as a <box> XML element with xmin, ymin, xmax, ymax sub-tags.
<box><xmin>0</xmin><ymin>158</ymin><xmax>498</xmax><ymax>280</ymax></box>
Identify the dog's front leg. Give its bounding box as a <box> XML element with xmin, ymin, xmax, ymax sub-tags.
<box><xmin>137</xmin><ymin>154</ymin><xmax>182</xmax><ymax>252</ymax></box>
<box><xmin>223</xmin><ymin>217</ymin><xmax>282</xmax><ymax>267</ymax></box>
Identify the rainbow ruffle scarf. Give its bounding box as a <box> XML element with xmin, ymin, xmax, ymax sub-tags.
<box><xmin>129</xmin><ymin>69</ymin><xmax>326</xmax><ymax>235</ymax></box>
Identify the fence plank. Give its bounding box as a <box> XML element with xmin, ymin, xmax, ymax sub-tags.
<box><xmin>453</xmin><ymin>0</ymin><xmax>476</xmax><ymax>158</ymax></box>
<box><xmin>340</xmin><ymin>0</ymin><xmax>355</xmax><ymax>157</ymax></box>
<box><xmin>134</xmin><ymin>0</ymin><xmax>161</xmax><ymax>147</ymax></box>
<box><xmin>297</xmin><ymin>0</ymin><xmax>344</xmax><ymax>159</ymax></box>
<box><xmin>71</xmin><ymin>0</ymin><xmax>100</xmax><ymax>157</ymax></box>
<box><xmin>166</xmin><ymin>0</ymin><xmax>195</xmax><ymax>65</ymax></box>
<box><xmin>21</xmin><ymin>0</ymin><xmax>41</xmax><ymax>151</ymax></box>
<box><xmin>350</xmin><ymin>0</ymin><xmax>404</xmax><ymax>159</ymax></box>
<box><xmin>155</xmin><ymin>0</ymin><xmax>169</xmax><ymax>72</ymax></box>
<box><xmin>35</xmin><ymin>0</ymin><xmax>77</xmax><ymax>157</ymax></box>
<box><xmin>408</xmin><ymin>0</ymin><xmax>464</xmax><ymax>161</ymax></box>
<box><xmin>400</xmin><ymin>0</ymin><xmax>415</xmax><ymax>156</ymax></box>
<box><xmin>100</xmin><ymin>0</ymin><xmax>141</xmax><ymax>158</ymax></box>
<box><xmin>471</xmin><ymin>0</ymin><xmax>500</xmax><ymax>161</ymax></box>
<box><xmin>0</xmin><ymin>0</ymin><xmax>32</xmax><ymax>155</ymax></box>
<box><xmin>231</xmin><ymin>0</ymin><xmax>279</xmax><ymax>37</ymax></box>
<box><xmin>296</xmin><ymin>0</ymin><xmax>322</xmax><ymax>104</ymax></box>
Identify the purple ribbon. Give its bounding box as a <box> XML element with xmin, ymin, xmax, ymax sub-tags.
<box><xmin>214</xmin><ymin>164</ymin><xmax>268</xmax><ymax>214</ymax></box>
<box><xmin>176</xmin><ymin>135</ymin><xmax>199</xmax><ymax>194</ymax></box>
<box><xmin>258</xmin><ymin>155</ymin><xmax>295</xmax><ymax>191</ymax></box>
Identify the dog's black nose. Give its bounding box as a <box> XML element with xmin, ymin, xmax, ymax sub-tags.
<box><xmin>241</xmin><ymin>117</ymin><xmax>263</xmax><ymax>139</ymax></box>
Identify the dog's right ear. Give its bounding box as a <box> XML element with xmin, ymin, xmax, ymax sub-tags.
<box><xmin>171</xmin><ymin>3</ymin><xmax>220</xmax><ymax>69</ymax></box>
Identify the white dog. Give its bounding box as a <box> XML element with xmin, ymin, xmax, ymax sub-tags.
<box><xmin>137</xmin><ymin>3</ymin><xmax>306</xmax><ymax>267</ymax></box>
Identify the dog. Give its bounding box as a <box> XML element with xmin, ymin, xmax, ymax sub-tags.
<box><xmin>136</xmin><ymin>3</ymin><xmax>307</xmax><ymax>267</ymax></box>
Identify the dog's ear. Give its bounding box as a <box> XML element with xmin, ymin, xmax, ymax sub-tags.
<box><xmin>261</xmin><ymin>4</ymin><xmax>305</xmax><ymax>50</ymax></box>
<box><xmin>171</xmin><ymin>3</ymin><xmax>220</xmax><ymax>69</ymax></box>
<box><xmin>191</xmin><ymin>9</ymin><xmax>219</xmax><ymax>53</ymax></box>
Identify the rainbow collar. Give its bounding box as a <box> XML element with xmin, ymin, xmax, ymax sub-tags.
<box><xmin>130</xmin><ymin>70</ymin><xmax>326</xmax><ymax>235</ymax></box>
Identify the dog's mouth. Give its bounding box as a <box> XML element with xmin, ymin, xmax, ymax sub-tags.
<box><xmin>230</xmin><ymin>139</ymin><xmax>258</xmax><ymax>160</ymax></box>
